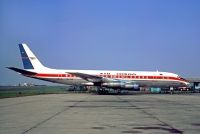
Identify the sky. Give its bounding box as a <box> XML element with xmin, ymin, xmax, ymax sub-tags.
<box><xmin>0</xmin><ymin>0</ymin><xmax>200</xmax><ymax>85</ymax></box>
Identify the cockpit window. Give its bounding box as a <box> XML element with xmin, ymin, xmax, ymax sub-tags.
<box><xmin>177</xmin><ymin>75</ymin><xmax>187</xmax><ymax>81</ymax></box>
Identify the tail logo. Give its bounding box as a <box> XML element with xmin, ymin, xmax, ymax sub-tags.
<box><xmin>29</xmin><ymin>57</ymin><xmax>36</xmax><ymax>60</ymax></box>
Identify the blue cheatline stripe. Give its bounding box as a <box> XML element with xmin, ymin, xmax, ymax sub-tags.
<box><xmin>18</xmin><ymin>44</ymin><xmax>34</xmax><ymax>69</ymax></box>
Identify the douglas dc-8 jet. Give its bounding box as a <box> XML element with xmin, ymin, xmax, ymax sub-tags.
<box><xmin>8</xmin><ymin>44</ymin><xmax>190</xmax><ymax>93</ymax></box>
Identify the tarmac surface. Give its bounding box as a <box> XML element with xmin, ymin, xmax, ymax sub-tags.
<box><xmin>0</xmin><ymin>93</ymin><xmax>200</xmax><ymax>134</ymax></box>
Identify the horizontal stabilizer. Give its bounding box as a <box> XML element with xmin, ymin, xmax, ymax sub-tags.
<box><xmin>6</xmin><ymin>67</ymin><xmax>37</xmax><ymax>75</ymax></box>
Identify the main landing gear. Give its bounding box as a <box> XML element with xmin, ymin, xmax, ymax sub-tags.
<box><xmin>116</xmin><ymin>89</ymin><xmax>121</xmax><ymax>94</ymax></box>
<box><xmin>97</xmin><ymin>88</ymin><xmax>109</xmax><ymax>95</ymax></box>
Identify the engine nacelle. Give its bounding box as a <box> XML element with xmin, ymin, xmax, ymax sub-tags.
<box><xmin>124</xmin><ymin>84</ymin><xmax>139</xmax><ymax>89</ymax></box>
<box><xmin>102</xmin><ymin>82</ymin><xmax>139</xmax><ymax>90</ymax></box>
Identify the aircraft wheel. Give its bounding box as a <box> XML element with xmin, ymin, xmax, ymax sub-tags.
<box><xmin>117</xmin><ymin>89</ymin><xmax>121</xmax><ymax>94</ymax></box>
<box><xmin>97</xmin><ymin>88</ymin><xmax>108</xmax><ymax>95</ymax></box>
<box><xmin>169</xmin><ymin>87</ymin><xmax>174</xmax><ymax>95</ymax></box>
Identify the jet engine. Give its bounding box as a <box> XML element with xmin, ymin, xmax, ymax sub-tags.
<box><xmin>102</xmin><ymin>82</ymin><xmax>139</xmax><ymax>90</ymax></box>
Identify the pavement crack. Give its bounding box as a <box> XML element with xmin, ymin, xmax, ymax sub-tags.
<box><xmin>117</xmin><ymin>96</ymin><xmax>183</xmax><ymax>134</ymax></box>
<box><xmin>21</xmin><ymin>96</ymin><xmax>89</xmax><ymax>134</ymax></box>
<box><xmin>0</xmin><ymin>100</ymin><xmax>44</xmax><ymax>108</ymax></box>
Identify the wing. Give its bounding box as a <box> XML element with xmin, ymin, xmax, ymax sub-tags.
<box><xmin>67</xmin><ymin>72</ymin><xmax>103</xmax><ymax>82</ymax></box>
<box><xmin>67</xmin><ymin>72</ymin><xmax>140</xmax><ymax>89</ymax></box>
<box><xmin>67</xmin><ymin>72</ymin><xmax>118</xmax><ymax>83</ymax></box>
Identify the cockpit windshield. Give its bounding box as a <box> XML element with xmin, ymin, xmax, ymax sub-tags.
<box><xmin>178</xmin><ymin>76</ymin><xmax>187</xmax><ymax>81</ymax></box>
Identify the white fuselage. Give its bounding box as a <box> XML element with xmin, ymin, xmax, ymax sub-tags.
<box><xmin>27</xmin><ymin>68</ymin><xmax>189</xmax><ymax>88</ymax></box>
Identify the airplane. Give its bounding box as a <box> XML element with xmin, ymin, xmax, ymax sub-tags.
<box><xmin>7</xmin><ymin>43</ymin><xmax>190</xmax><ymax>94</ymax></box>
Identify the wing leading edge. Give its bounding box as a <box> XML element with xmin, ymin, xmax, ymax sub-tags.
<box><xmin>67</xmin><ymin>72</ymin><xmax>123</xmax><ymax>83</ymax></box>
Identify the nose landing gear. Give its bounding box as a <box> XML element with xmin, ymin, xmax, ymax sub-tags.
<box><xmin>170</xmin><ymin>87</ymin><xmax>174</xmax><ymax>94</ymax></box>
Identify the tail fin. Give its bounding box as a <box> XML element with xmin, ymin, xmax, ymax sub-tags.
<box><xmin>19</xmin><ymin>43</ymin><xmax>45</xmax><ymax>70</ymax></box>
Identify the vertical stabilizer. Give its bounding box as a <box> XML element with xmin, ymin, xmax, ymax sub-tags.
<box><xmin>19</xmin><ymin>43</ymin><xmax>45</xmax><ymax>70</ymax></box>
